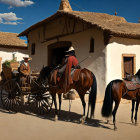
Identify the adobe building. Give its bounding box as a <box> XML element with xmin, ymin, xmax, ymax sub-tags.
<box><xmin>18</xmin><ymin>0</ymin><xmax>140</xmax><ymax>99</ymax></box>
<box><xmin>0</xmin><ymin>32</ymin><xmax>28</xmax><ymax>72</ymax></box>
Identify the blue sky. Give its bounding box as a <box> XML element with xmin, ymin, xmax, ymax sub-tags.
<box><xmin>0</xmin><ymin>0</ymin><xmax>140</xmax><ymax>35</ymax></box>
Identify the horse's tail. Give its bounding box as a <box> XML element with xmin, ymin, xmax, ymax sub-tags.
<box><xmin>101</xmin><ymin>81</ymin><xmax>113</xmax><ymax>117</ymax></box>
<box><xmin>88</xmin><ymin>72</ymin><xmax>97</xmax><ymax>118</ymax></box>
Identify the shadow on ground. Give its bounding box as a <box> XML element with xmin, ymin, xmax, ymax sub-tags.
<box><xmin>0</xmin><ymin>104</ymin><xmax>111</xmax><ymax>130</ymax></box>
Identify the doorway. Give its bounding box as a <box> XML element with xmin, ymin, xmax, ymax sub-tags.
<box><xmin>122</xmin><ymin>54</ymin><xmax>136</xmax><ymax>78</ymax></box>
<box><xmin>48</xmin><ymin>41</ymin><xmax>72</xmax><ymax>66</ymax></box>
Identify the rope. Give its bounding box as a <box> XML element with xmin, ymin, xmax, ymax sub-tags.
<box><xmin>58</xmin><ymin>0</ymin><xmax>87</xmax><ymax>11</ymax></box>
<box><xmin>70</xmin><ymin>0</ymin><xmax>87</xmax><ymax>11</ymax></box>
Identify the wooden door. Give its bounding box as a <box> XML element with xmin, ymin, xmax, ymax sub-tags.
<box><xmin>123</xmin><ymin>57</ymin><xmax>134</xmax><ymax>77</ymax></box>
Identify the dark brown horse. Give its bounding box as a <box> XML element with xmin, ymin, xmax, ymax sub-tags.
<box><xmin>39</xmin><ymin>66</ymin><xmax>97</xmax><ymax>123</ymax></box>
<box><xmin>101</xmin><ymin>71</ymin><xmax>140</xmax><ymax>130</ymax></box>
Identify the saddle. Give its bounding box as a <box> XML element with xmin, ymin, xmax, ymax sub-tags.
<box><xmin>123</xmin><ymin>77</ymin><xmax>140</xmax><ymax>91</ymax></box>
<box><xmin>50</xmin><ymin>68</ymin><xmax>81</xmax><ymax>85</ymax></box>
<box><xmin>71</xmin><ymin>68</ymin><xmax>81</xmax><ymax>81</ymax></box>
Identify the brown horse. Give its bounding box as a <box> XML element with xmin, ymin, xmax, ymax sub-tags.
<box><xmin>101</xmin><ymin>74</ymin><xmax>140</xmax><ymax>130</ymax></box>
<box><xmin>39</xmin><ymin>66</ymin><xmax>97</xmax><ymax>123</ymax></box>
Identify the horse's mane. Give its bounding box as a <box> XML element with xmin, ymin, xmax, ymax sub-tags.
<box><xmin>39</xmin><ymin>66</ymin><xmax>54</xmax><ymax>80</ymax></box>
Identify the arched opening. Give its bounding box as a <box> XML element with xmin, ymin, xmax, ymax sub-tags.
<box><xmin>48</xmin><ymin>41</ymin><xmax>72</xmax><ymax>66</ymax></box>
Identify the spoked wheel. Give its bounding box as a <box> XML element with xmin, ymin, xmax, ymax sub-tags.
<box><xmin>28</xmin><ymin>91</ymin><xmax>53</xmax><ymax>115</ymax></box>
<box><xmin>1</xmin><ymin>80</ymin><xmax>22</xmax><ymax>112</ymax></box>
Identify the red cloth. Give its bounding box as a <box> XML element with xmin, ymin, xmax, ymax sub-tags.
<box><xmin>64</xmin><ymin>56</ymin><xmax>78</xmax><ymax>88</ymax></box>
<box><xmin>68</xmin><ymin>56</ymin><xmax>78</xmax><ymax>67</ymax></box>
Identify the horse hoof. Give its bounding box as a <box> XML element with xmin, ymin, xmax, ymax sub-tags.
<box><xmin>81</xmin><ymin>119</ymin><xmax>85</xmax><ymax>124</ymax></box>
<box><xmin>53</xmin><ymin>115</ymin><xmax>58</xmax><ymax>121</ymax></box>
<box><xmin>135</xmin><ymin>121</ymin><xmax>138</xmax><ymax>126</ymax></box>
<box><xmin>107</xmin><ymin>120</ymin><xmax>109</xmax><ymax>124</ymax></box>
<box><xmin>131</xmin><ymin>119</ymin><xmax>134</xmax><ymax>124</ymax></box>
<box><xmin>80</xmin><ymin>116</ymin><xmax>86</xmax><ymax>124</ymax></box>
<box><xmin>113</xmin><ymin>124</ymin><xmax>117</xmax><ymax>131</ymax></box>
<box><xmin>114</xmin><ymin>126</ymin><xmax>117</xmax><ymax>131</ymax></box>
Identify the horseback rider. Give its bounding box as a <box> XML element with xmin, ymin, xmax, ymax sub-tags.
<box><xmin>19</xmin><ymin>57</ymin><xmax>32</xmax><ymax>86</ymax></box>
<box><xmin>58</xmin><ymin>46</ymin><xmax>79</xmax><ymax>88</ymax></box>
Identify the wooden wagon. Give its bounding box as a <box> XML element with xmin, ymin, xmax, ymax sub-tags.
<box><xmin>0</xmin><ymin>61</ymin><xmax>53</xmax><ymax>115</ymax></box>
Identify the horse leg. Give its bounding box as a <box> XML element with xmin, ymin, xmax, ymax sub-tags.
<box><xmin>134</xmin><ymin>101</ymin><xmax>139</xmax><ymax>125</ymax></box>
<box><xmin>52</xmin><ymin>93</ymin><xmax>58</xmax><ymax>121</ymax></box>
<box><xmin>58</xmin><ymin>94</ymin><xmax>62</xmax><ymax>115</ymax></box>
<box><xmin>112</xmin><ymin>101</ymin><xmax>120</xmax><ymax>131</ymax></box>
<box><xmin>131</xmin><ymin>100</ymin><xmax>135</xmax><ymax>123</ymax></box>
<box><xmin>79</xmin><ymin>94</ymin><xmax>86</xmax><ymax>124</ymax></box>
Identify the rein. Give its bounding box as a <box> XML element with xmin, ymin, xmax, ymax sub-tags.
<box><xmin>78</xmin><ymin>56</ymin><xmax>91</xmax><ymax>65</ymax></box>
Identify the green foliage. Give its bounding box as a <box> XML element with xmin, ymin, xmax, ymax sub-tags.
<box><xmin>2</xmin><ymin>59</ymin><xmax>17</xmax><ymax>68</ymax></box>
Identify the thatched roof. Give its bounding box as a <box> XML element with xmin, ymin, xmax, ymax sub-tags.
<box><xmin>18</xmin><ymin>10</ymin><xmax>140</xmax><ymax>39</ymax></box>
<box><xmin>0</xmin><ymin>32</ymin><xmax>27</xmax><ymax>49</ymax></box>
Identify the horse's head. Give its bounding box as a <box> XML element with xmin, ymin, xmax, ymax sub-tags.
<box><xmin>38</xmin><ymin>65</ymin><xmax>53</xmax><ymax>84</ymax></box>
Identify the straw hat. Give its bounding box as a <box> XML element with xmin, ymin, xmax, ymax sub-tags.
<box><xmin>23</xmin><ymin>56</ymin><xmax>32</xmax><ymax>60</ymax></box>
<box><xmin>66</xmin><ymin>46</ymin><xmax>75</xmax><ymax>52</ymax></box>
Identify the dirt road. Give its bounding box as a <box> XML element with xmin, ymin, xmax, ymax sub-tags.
<box><xmin>0</xmin><ymin>98</ymin><xmax>140</xmax><ymax>140</ymax></box>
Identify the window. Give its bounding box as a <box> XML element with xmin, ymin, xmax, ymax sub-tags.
<box><xmin>31</xmin><ymin>43</ymin><xmax>35</xmax><ymax>55</ymax></box>
<box><xmin>89</xmin><ymin>37</ymin><xmax>94</xmax><ymax>53</ymax></box>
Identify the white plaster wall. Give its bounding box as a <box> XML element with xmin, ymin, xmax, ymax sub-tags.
<box><xmin>0</xmin><ymin>48</ymin><xmax>29</xmax><ymax>72</ymax></box>
<box><xmin>57</xmin><ymin>28</ymin><xmax>106</xmax><ymax>99</ymax></box>
<box><xmin>106</xmin><ymin>37</ymin><xmax>140</xmax><ymax>85</ymax></box>
<box><xmin>28</xmin><ymin>27</ymin><xmax>106</xmax><ymax>99</ymax></box>
<box><xmin>0</xmin><ymin>51</ymin><xmax>29</xmax><ymax>63</ymax></box>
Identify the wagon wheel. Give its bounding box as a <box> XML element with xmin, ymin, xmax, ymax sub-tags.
<box><xmin>28</xmin><ymin>91</ymin><xmax>53</xmax><ymax>115</ymax></box>
<box><xmin>1</xmin><ymin>80</ymin><xmax>22</xmax><ymax>112</ymax></box>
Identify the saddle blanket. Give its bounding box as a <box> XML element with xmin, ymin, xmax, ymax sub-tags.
<box><xmin>51</xmin><ymin>69</ymin><xmax>81</xmax><ymax>84</ymax></box>
<box><xmin>123</xmin><ymin>80</ymin><xmax>140</xmax><ymax>90</ymax></box>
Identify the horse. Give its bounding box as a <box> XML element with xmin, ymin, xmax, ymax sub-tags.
<box><xmin>101</xmin><ymin>70</ymin><xmax>140</xmax><ymax>130</ymax></box>
<box><xmin>131</xmin><ymin>70</ymin><xmax>140</xmax><ymax>124</ymax></box>
<box><xmin>39</xmin><ymin>66</ymin><xmax>97</xmax><ymax>123</ymax></box>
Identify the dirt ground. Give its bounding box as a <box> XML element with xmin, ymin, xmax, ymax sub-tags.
<box><xmin>0</xmin><ymin>97</ymin><xmax>140</xmax><ymax>140</ymax></box>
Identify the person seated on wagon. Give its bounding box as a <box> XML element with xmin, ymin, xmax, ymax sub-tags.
<box><xmin>19</xmin><ymin>57</ymin><xmax>32</xmax><ymax>86</ymax></box>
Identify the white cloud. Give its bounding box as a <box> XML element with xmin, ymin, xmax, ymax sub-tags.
<box><xmin>0</xmin><ymin>12</ymin><xmax>22</xmax><ymax>25</ymax></box>
<box><xmin>3</xmin><ymin>21</ymin><xmax>18</xmax><ymax>25</ymax></box>
<box><xmin>0</xmin><ymin>0</ymin><xmax>34</xmax><ymax>7</ymax></box>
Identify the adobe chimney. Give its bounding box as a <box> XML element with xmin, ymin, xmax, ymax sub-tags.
<box><xmin>59</xmin><ymin>0</ymin><xmax>72</xmax><ymax>11</ymax></box>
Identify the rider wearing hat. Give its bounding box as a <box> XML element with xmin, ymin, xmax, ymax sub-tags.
<box><xmin>65</xmin><ymin>46</ymin><xmax>79</xmax><ymax>86</ymax></box>
<box><xmin>19</xmin><ymin>57</ymin><xmax>32</xmax><ymax>86</ymax></box>
<box><xmin>58</xmin><ymin>46</ymin><xmax>79</xmax><ymax>88</ymax></box>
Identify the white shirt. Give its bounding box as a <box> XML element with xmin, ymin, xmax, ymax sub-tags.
<box><xmin>24</xmin><ymin>62</ymin><xmax>28</xmax><ymax>66</ymax></box>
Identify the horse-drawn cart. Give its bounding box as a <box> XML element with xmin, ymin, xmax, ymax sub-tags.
<box><xmin>0</xmin><ymin>62</ymin><xmax>53</xmax><ymax>115</ymax></box>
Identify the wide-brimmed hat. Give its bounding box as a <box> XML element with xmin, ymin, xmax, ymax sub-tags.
<box><xmin>23</xmin><ymin>56</ymin><xmax>32</xmax><ymax>60</ymax></box>
<box><xmin>66</xmin><ymin>46</ymin><xmax>75</xmax><ymax>52</ymax></box>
